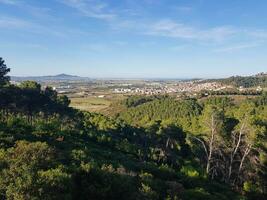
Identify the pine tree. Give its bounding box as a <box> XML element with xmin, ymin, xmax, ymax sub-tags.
<box><xmin>0</xmin><ymin>57</ymin><xmax>10</xmax><ymax>87</ymax></box>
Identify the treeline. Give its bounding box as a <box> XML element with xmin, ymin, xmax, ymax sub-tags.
<box><xmin>198</xmin><ymin>89</ymin><xmax>262</xmax><ymax>97</ymax></box>
<box><xmin>0</xmin><ymin>82</ymin><xmax>75</xmax><ymax>123</ymax></box>
<box><xmin>204</xmin><ymin>75</ymin><xmax>267</xmax><ymax>88</ymax></box>
<box><xmin>0</xmin><ymin>57</ymin><xmax>267</xmax><ymax>199</ymax></box>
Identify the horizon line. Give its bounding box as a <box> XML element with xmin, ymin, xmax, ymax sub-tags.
<box><xmin>9</xmin><ymin>72</ymin><xmax>266</xmax><ymax>80</ymax></box>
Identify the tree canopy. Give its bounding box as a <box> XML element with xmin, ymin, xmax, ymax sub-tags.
<box><xmin>0</xmin><ymin>57</ymin><xmax>10</xmax><ymax>87</ymax></box>
<box><xmin>0</xmin><ymin>58</ymin><xmax>266</xmax><ymax>200</ymax></box>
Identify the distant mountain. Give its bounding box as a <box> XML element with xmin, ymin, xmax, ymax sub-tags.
<box><xmin>11</xmin><ymin>74</ymin><xmax>91</xmax><ymax>82</ymax></box>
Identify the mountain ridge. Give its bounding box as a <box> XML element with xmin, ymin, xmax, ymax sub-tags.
<box><xmin>11</xmin><ymin>73</ymin><xmax>91</xmax><ymax>82</ymax></box>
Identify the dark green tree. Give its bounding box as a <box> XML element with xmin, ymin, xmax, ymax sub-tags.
<box><xmin>0</xmin><ymin>57</ymin><xmax>10</xmax><ymax>87</ymax></box>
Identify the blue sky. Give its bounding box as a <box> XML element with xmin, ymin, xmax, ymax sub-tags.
<box><xmin>0</xmin><ymin>0</ymin><xmax>267</xmax><ymax>78</ymax></box>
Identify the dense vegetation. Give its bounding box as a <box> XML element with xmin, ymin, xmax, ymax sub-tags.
<box><xmin>0</xmin><ymin>57</ymin><xmax>266</xmax><ymax>199</ymax></box>
<box><xmin>204</xmin><ymin>74</ymin><xmax>267</xmax><ymax>88</ymax></box>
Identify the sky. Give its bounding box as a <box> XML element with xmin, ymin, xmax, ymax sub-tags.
<box><xmin>0</xmin><ymin>0</ymin><xmax>267</xmax><ymax>78</ymax></box>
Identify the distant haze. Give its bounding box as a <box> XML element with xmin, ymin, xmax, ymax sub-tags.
<box><xmin>10</xmin><ymin>72</ymin><xmax>267</xmax><ymax>82</ymax></box>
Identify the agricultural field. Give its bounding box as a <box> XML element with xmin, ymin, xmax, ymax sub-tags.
<box><xmin>70</xmin><ymin>94</ymin><xmax>126</xmax><ymax>113</ymax></box>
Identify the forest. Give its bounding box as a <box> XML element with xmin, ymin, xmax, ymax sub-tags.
<box><xmin>204</xmin><ymin>75</ymin><xmax>267</xmax><ymax>88</ymax></box>
<box><xmin>0</xmin><ymin>57</ymin><xmax>266</xmax><ymax>200</ymax></box>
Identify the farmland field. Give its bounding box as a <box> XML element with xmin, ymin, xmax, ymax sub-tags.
<box><xmin>70</xmin><ymin>94</ymin><xmax>126</xmax><ymax>113</ymax></box>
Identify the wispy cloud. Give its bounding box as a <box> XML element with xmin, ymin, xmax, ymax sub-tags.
<box><xmin>0</xmin><ymin>0</ymin><xmax>19</xmax><ymax>5</ymax></box>
<box><xmin>214</xmin><ymin>43</ymin><xmax>261</xmax><ymax>52</ymax></box>
<box><xmin>0</xmin><ymin>0</ymin><xmax>53</xmax><ymax>19</ymax></box>
<box><xmin>58</xmin><ymin>0</ymin><xmax>267</xmax><ymax>45</ymax></box>
<box><xmin>247</xmin><ymin>30</ymin><xmax>267</xmax><ymax>39</ymax></box>
<box><xmin>0</xmin><ymin>16</ymin><xmax>68</xmax><ymax>38</ymax></box>
<box><xmin>58</xmin><ymin>1</ymin><xmax>241</xmax><ymax>43</ymax></box>
<box><xmin>0</xmin><ymin>16</ymin><xmax>32</xmax><ymax>28</ymax></box>
<box><xmin>60</xmin><ymin>0</ymin><xmax>116</xmax><ymax>20</ymax></box>
<box><xmin>1</xmin><ymin>41</ymin><xmax>49</xmax><ymax>50</ymax></box>
<box><xmin>4</xmin><ymin>0</ymin><xmax>267</xmax><ymax>48</ymax></box>
<box><xmin>146</xmin><ymin>19</ymin><xmax>236</xmax><ymax>42</ymax></box>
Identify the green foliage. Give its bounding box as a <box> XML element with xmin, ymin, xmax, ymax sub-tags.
<box><xmin>118</xmin><ymin>97</ymin><xmax>202</xmax><ymax>132</ymax></box>
<box><xmin>72</xmin><ymin>167</ymin><xmax>140</xmax><ymax>200</ymax></box>
<box><xmin>0</xmin><ymin>57</ymin><xmax>10</xmax><ymax>87</ymax></box>
<box><xmin>243</xmin><ymin>181</ymin><xmax>258</xmax><ymax>193</ymax></box>
<box><xmin>121</xmin><ymin>95</ymin><xmax>158</xmax><ymax>108</ymax></box>
<box><xmin>181</xmin><ymin>165</ymin><xmax>200</xmax><ymax>178</ymax></box>
<box><xmin>0</xmin><ymin>141</ymin><xmax>55</xmax><ymax>199</ymax></box>
<box><xmin>1</xmin><ymin>59</ymin><xmax>266</xmax><ymax>199</ymax></box>
<box><xmin>182</xmin><ymin>187</ymin><xmax>229</xmax><ymax>200</ymax></box>
<box><xmin>33</xmin><ymin>119</ymin><xmax>61</xmax><ymax>136</ymax></box>
<box><xmin>20</xmin><ymin>80</ymin><xmax>41</xmax><ymax>91</ymax></box>
<box><xmin>36</xmin><ymin>167</ymin><xmax>71</xmax><ymax>200</ymax></box>
<box><xmin>206</xmin><ymin>75</ymin><xmax>267</xmax><ymax>88</ymax></box>
<box><xmin>6</xmin><ymin>116</ymin><xmax>32</xmax><ymax>135</ymax></box>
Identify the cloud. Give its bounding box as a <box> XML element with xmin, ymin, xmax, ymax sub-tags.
<box><xmin>0</xmin><ymin>0</ymin><xmax>19</xmax><ymax>5</ymax></box>
<box><xmin>1</xmin><ymin>41</ymin><xmax>49</xmax><ymax>50</ymax></box>
<box><xmin>214</xmin><ymin>43</ymin><xmax>261</xmax><ymax>52</ymax></box>
<box><xmin>146</xmin><ymin>19</ymin><xmax>236</xmax><ymax>42</ymax></box>
<box><xmin>58</xmin><ymin>1</ymin><xmax>241</xmax><ymax>43</ymax></box>
<box><xmin>0</xmin><ymin>16</ymin><xmax>32</xmax><ymax>28</ymax></box>
<box><xmin>60</xmin><ymin>0</ymin><xmax>116</xmax><ymax>20</ymax></box>
<box><xmin>6</xmin><ymin>0</ymin><xmax>265</xmax><ymax>47</ymax></box>
<box><xmin>0</xmin><ymin>0</ymin><xmax>53</xmax><ymax>19</ymax></box>
<box><xmin>247</xmin><ymin>30</ymin><xmax>267</xmax><ymax>39</ymax></box>
<box><xmin>0</xmin><ymin>16</ymin><xmax>68</xmax><ymax>38</ymax></box>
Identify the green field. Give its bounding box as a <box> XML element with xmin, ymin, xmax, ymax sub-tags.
<box><xmin>70</xmin><ymin>95</ymin><xmax>125</xmax><ymax>113</ymax></box>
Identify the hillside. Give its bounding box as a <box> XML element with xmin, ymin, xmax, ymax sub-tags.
<box><xmin>203</xmin><ymin>73</ymin><xmax>267</xmax><ymax>88</ymax></box>
<box><xmin>1</xmin><ymin>58</ymin><xmax>267</xmax><ymax>200</ymax></box>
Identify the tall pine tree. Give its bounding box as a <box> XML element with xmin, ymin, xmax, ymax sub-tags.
<box><xmin>0</xmin><ymin>57</ymin><xmax>10</xmax><ymax>87</ymax></box>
